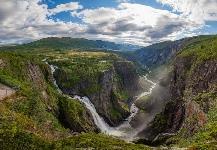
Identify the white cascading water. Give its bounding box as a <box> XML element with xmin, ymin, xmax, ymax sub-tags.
<box><xmin>46</xmin><ymin>61</ymin><xmax>156</xmax><ymax>141</ymax></box>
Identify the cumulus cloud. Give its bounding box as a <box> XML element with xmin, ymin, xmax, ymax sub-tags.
<box><xmin>74</xmin><ymin>3</ymin><xmax>199</xmax><ymax>45</ymax></box>
<box><xmin>0</xmin><ymin>0</ymin><xmax>215</xmax><ymax>46</ymax></box>
<box><xmin>157</xmin><ymin>0</ymin><xmax>217</xmax><ymax>24</ymax></box>
<box><xmin>49</xmin><ymin>2</ymin><xmax>83</xmax><ymax>15</ymax></box>
<box><xmin>0</xmin><ymin>0</ymin><xmax>48</xmax><ymax>26</ymax></box>
<box><xmin>0</xmin><ymin>0</ymin><xmax>86</xmax><ymax>44</ymax></box>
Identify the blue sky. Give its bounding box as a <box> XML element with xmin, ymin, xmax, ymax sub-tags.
<box><xmin>0</xmin><ymin>0</ymin><xmax>216</xmax><ymax>45</ymax></box>
<box><xmin>46</xmin><ymin>0</ymin><xmax>176</xmax><ymax>23</ymax></box>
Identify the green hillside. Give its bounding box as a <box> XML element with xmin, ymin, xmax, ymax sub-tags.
<box><xmin>179</xmin><ymin>35</ymin><xmax>217</xmax><ymax>64</ymax></box>
<box><xmin>0</xmin><ymin>35</ymin><xmax>217</xmax><ymax>149</ymax></box>
<box><xmin>0</xmin><ymin>51</ymin><xmax>149</xmax><ymax>149</ymax></box>
<box><xmin>0</xmin><ymin>37</ymin><xmax>140</xmax><ymax>52</ymax></box>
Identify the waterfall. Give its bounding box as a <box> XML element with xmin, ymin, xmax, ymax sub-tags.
<box><xmin>46</xmin><ymin>61</ymin><xmax>156</xmax><ymax>140</ymax></box>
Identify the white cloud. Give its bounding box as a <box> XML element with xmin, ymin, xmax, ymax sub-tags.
<box><xmin>74</xmin><ymin>3</ymin><xmax>198</xmax><ymax>45</ymax></box>
<box><xmin>49</xmin><ymin>2</ymin><xmax>83</xmax><ymax>15</ymax></box>
<box><xmin>0</xmin><ymin>0</ymin><xmax>86</xmax><ymax>44</ymax></box>
<box><xmin>157</xmin><ymin>0</ymin><xmax>217</xmax><ymax>24</ymax></box>
<box><xmin>0</xmin><ymin>0</ymin><xmax>49</xmax><ymax>27</ymax></box>
<box><xmin>0</xmin><ymin>0</ymin><xmax>214</xmax><ymax>46</ymax></box>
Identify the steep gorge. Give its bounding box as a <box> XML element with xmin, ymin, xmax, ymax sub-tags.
<box><xmin>134</xmin><ymin>35</ymin><xmax>217</xmax><ymax>149</ymax></box>
<box><xmin>0</xmin><ymin>35</ymin><xmax>217</xmax><ymax>149</ymax></box>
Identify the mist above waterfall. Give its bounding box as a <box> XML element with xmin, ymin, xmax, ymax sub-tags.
<box><xmin>132</xmin><ymin>67</ymin><xmax>171</xmax><ymax>140</ymax></box>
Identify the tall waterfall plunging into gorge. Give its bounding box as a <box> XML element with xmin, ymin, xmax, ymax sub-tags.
<box><xmin>46</xmin><ymin>61</ymin><xmax>156</xmax><ymax>141</ymax></box>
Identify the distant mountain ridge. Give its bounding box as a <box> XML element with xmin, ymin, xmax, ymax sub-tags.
<box><xmin>0</xmin><ymin>37</ymin><xmax>141</xmax><ymax>52</ymax></box>
<box><xmin>121</xmin><ymin>35</ymin><xmax>217</xmax><ymax>69</ymax></box>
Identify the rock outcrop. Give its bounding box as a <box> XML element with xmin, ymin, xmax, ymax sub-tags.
<box><xmin>0</xmin><ymin>83</ymin><xmax>16</xmax><ymax>100</ymax></box>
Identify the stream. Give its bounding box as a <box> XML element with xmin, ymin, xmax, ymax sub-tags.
<box><xmin>46</xmin><ymin>61</ymin><xmax>156</xmax><ymax>141</ymax></box>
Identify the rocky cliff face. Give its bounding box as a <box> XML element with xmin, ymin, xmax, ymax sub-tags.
<box><xmin>114</xmin><ymin>61</ymin><xmax>142</xmax><ymax>97</ymax></box>
<box><xmin>140</xmin><ymin>54</ymin><xmax>217</xmax><ymax>144</ymax></box>
<box><xmin>164</xmin><ymin>55</ymin><xmax>217</xmax><ymax>134</ymax></box>
<box><xmin>55</xmin><ymin>60</ymin><xmax>142</xmax><ymax>126</ymax></box>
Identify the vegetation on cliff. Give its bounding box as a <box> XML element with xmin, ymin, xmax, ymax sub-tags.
<box><xmin>167</xmin><ymin>35</ymin><xmax>217</xmax><ymax>149</ymax></box>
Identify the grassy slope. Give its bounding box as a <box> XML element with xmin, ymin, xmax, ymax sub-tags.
<box><xmin>0</xmin><ymin>51</ymin><xmax>68</xmax><ymax>148</ymax></box>
<box><xmin>0</xmin><ymin>51</ymin><xmax>149</xmax><ymax>149</ymax></box>
<box><xmin>179</xmin><ymin>35</ymin><xmax>217</xmax><ymax>65</ymax></box>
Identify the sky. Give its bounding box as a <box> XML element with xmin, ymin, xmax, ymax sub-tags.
<box><xmin>0</xmin><ymin>0</ymin><xmax>217</xmax><ymax>46</ymax></box>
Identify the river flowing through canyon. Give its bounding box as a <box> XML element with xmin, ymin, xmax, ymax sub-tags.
<box><xmin>46</xmin><ymin>61</ymin><xmax>156</xmax><ymax>141</ymax></box>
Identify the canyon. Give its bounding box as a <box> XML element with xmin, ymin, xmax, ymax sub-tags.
<box><xmin>0</xmin><ymin>35</ymin><xmax>216</xmax><ymax>149</ymax></box>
